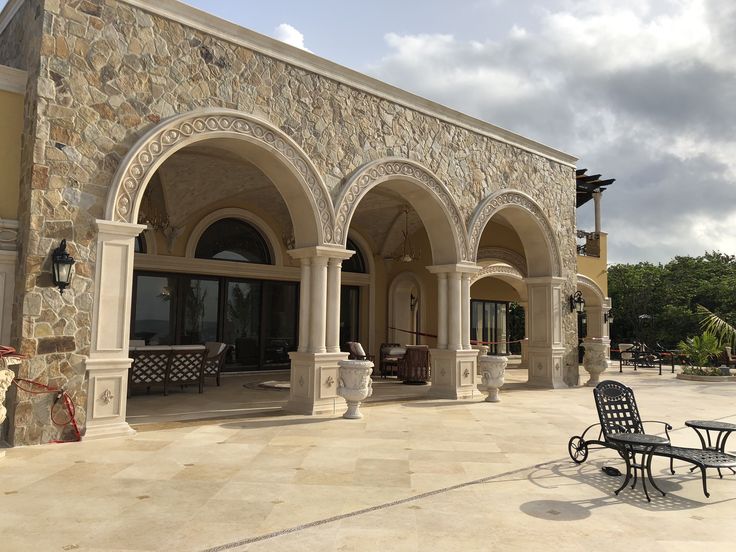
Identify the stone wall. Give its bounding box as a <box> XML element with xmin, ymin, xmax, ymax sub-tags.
<box><xmin>3</xmin><ymin>0</ymin><xmax>578</xmax><ymax>444</ymax></box>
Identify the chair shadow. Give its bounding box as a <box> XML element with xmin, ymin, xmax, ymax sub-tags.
<box><xmin>519</xmin><ymin>455</ymin><xmax>736</xmax><ymax>519</ymax></box>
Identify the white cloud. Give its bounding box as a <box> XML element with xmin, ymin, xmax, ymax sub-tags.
<box><xmin>366</xmin><ymin>0</ymin><xmax>736</xmax><ymax>264</ymax></box>
<box><xmin>273</xmin><ymin>23</ymin><xmax>311</xmax><ymax>52</ymax></box>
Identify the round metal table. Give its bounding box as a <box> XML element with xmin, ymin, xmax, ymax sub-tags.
<box><xmin>607</xmin><ymin>432</ymin><xmax>669</xmax><ymax>502</ymax></box>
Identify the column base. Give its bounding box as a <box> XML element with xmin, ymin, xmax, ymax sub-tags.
<box><xmin>84</xmin><ymin>357</ymin><xmax>136</xmax><ymax>441</ymax></box>
<box><xmin>285</xmin><ymin>351</ymin><xmax>348</xmax><ymax>415</ymax></box>
<box><xmin>526</xmin><ymin>346</ymin><xmax>567</xmax><ymax>388</ymax></box>
<box><xmin>428</xmin><ymin>349</ymin><xmax>478</xmax><ymax>400</ymax></box>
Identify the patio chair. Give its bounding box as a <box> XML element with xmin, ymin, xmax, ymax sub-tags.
<box><xmin>721</xmin><ymin>346</ymin><xmax>736</xmax><ymax>368</ymax></box>
<box><xmin>398</xmin><ymin>345</ymin><xmax>430</xmax><ymax>384</ymax></box>
<box><xmin>128</xmin><ymin>346</ymin><xmax>171</xmax><ymax>397</ymax></box>
<box><xmin>166</xmin><ymin>345</ymin><xmax>207</xmax><ymax>395</ymax></box>
<box><xmin>346</xmin><ymin>342</ymin><xmax>374</xmax><ymax>363</ymax></box>
<box><xmin>379</xmin><ymin>342</ymin><xmax>404</xmax><ymax>378</ymax></box>
<box><xmin>203</xmin><ymin>342</ymin><xmax>228</xmax><ymax>386</ymax></box>
<box><xmin>568</xmin><ymin>380</ymin><xmax>736</xmax><ymax>497</ymax></box>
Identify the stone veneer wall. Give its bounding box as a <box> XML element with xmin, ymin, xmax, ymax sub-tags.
<box><xmin>2</xmin><ymin>0</ymin><xmax>578</xmax><ymax>444</ymax></box>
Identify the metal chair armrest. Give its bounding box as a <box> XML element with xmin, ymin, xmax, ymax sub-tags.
<box><xmin>642</xmin><ymin>420</ymin><xmax>673</xmax><ymax>440</ymax></box>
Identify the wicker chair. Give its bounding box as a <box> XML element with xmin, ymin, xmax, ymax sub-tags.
<box><xmin>398</xmin><ymin>345</ymin><xmax>430</xmax><ymax>384</ymax></box>
<box><xmin>166</xmin><ymin>345</ymin><xmax>207</xmax><ymax>395</ymax></box>
<box><xmin>128</xmin><ymin>346</ymin><xmax>171</xmax><ymax>397</ymax></box>
<box><xmin>203</xmin><ymin>342</ymin><xmax>228</xmax><ymax>386</ymax></box>
<box><xmin>379</xmin><ymin>343</ymin><xmax>404</xmax><ymax>378</ymax></box>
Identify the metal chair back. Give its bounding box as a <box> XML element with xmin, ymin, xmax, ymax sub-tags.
<box><xmin>593</xmin><ymin>380</ymin><xmax>645</xmax><ymax>438</ymax></box>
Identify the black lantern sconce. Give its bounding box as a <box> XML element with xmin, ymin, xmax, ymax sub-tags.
<box><xmin>604</xmin><ymin>311</ymin><xmax>614</xmax><ymax>324</ymax></box>
<box><xmin>569</xmin><ymin>291</ymin><xmax>585</xmax><ymax>314</ymax></box>
<box><xmin>410</xmin><ymin>293</ymin><xmax>418</xmax><ymax>312</ymax></box>
<box><xmin>52</xmin><ymin>239</ymin><xmax>75</xmax><ymax>294</ymax></box>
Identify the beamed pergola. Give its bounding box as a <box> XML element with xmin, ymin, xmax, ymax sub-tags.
<box><xmin>576</xmin><ymin>168</ymin><xmax>615</xmax><ymax>208</ymax></box>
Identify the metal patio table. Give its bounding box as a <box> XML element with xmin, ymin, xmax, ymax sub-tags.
<box><xmin>607</xmin><ymin>432</ymin><xmax>669</xmax><ymax>502</ymax></box>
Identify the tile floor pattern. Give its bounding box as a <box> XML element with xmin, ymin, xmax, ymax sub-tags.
<box><xmin>2</xmin><ymin>368</ymin><xmax>736</xmax><ymax>551</ymax></box>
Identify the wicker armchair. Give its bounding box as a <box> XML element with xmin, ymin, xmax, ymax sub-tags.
<box><xmin>203</xmin><ymin>342</ymin><xmax>229</xmax><ymax>386</ymax></box>
<box><xmin>379</xmin><ymin>342</ymin><xmax>404</xmax><ymax>378</ymax></box>
<box><xmin>398</xmin><ymin>345</ymin><xmax>430</xmax><ymax>384</ymax></box>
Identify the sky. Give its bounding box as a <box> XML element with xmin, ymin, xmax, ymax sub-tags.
<box><xmin>5</xmin><ymin>0</ymin><xmax>733</xmax><ymax>264</ymax></box>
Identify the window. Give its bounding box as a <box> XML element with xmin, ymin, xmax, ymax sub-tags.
<box><xmin>471</xmin><ymin>300</ymin><xmax>509</xmax><ymax>355</ymax></box>
<box><xmin>195</xmin><ymin>218</ymin><xmax>272</xmax><ymax>264</ymax></box>
<box><xmin>343</xmin><ymin>238</ymin><xmax>366</xmax><ymax>273</ymax></box>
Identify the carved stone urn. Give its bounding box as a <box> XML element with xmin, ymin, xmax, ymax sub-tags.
<box><xmin>337</xmin><ymin>359</ymin><xmax>374</xmax><ymax>419</ymax></box>
<box><xmin>582</xmin><ymin>337</ymin><xmax>609</xmax><ymax>387</ymax></box>
<box><xmin>477</xmin><ymin>355</ymin><xmax>508</xmax><ymax>402</ymax></box>
<box><xmin>1</xmin><ymin>357</ymin><xmax>18</xmax><ymax>459</ymax></box>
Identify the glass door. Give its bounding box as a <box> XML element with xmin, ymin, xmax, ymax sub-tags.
<box><xmin>223</xmin><ymin>280</ymin><xmax>262</xmax><ymax>370</ymax></box>
<box><xmin>261</xmin><ymin>281</ymin><xmax>298</xmax><ymax>367</ymax></box>
<box><xmin>131</xmin><ymin>274</ymin><xmax>177</xmax><ymax>345</ymax></box>
<box><xmin>340</xmin><ymin>286</ymin><xmax>360</xmax><ymax>352</ymax></box>
<box><xmin>180</xmin><ymin>277</ymin><xmax>220</xmax><ymax>344</ymax></box>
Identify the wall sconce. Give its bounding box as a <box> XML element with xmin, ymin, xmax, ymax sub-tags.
<box><xmin>410</xmin><ymin>293</ymin><xmax>418</xmax><ymax>312</ymax></box>
<box><xmin>604</xmin><ymin>311</ymin><xmax>614</xmax><ymax>324</ymax></box>
<box><xmin>569</xmin><ymin>291</ymin><xmax>585</xmax><ymax>313</ymax></box>
<box><xmin>51</xmin><ymin>239</ymin><xmax>75</xmax><ymax>294</ymax></box>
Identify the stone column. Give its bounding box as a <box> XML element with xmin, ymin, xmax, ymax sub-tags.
<box><xmin>84</xmin><ymin>220</ymin><xmax>146</xmax><ymax>440</ymax></box>
<box><xmin>427</xmin><ymin>264</ymin><xmax>481</xmax><ymax>400</ymax></box>
<box><xmin>525</xmin><ymin>276</ymin><xmax>566</xmax><ymax>388</ymax></box>
<box><xmin>286</xmin><ymin>246</ymin><xmax>352</xmax><ymax>415</ymax></box>
<box><xmin>593</xmin><ymin>190</ymin><xmax>602</xmax><ymax>234</ymax></box>
<box><xmin>461</xmin><ymin>273</ymin><xmax>471</xmax><ymax>350</ymax></box>
<box><xmin>297</xmin><ymin>257</ymin><xmax>311</xmax><ymax>353</ymax></box>
<box><xmin>519</xmin><ymin>301</ymin><xmax>529</xmax><ymax>370</ymax></box>
<box><xmin>326</xmin><ymin>258</ymin><xmax>343</xmax><ymax>353</ymax></box>
<box><xmin>436</xmin><ymin>272</ymin><xmax>448</xmax><ymax>349</ymax></box>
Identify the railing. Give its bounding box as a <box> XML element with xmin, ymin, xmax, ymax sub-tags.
<box><xmin>576</xmin><ymin>230</ymin><xmax>600</xmax><ymax>257</ymax></box>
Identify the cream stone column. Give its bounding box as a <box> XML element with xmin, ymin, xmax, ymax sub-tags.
<box><xmin>461</xmin><ymin>273</ymin><xmax>471</xmax><ymax>350</ymax></box>
<box><xmin>286</xmin><ymin>246</ymin><xmax>352</xmax><ymax>415</ymax></box>
<box><xmin>84</xmin><ymin>220</ymin><xmax>146</xmax><ymax>440</ymax></box>
<box><xmin>525</xmin><ymin>276</ymin><xmax>567</xmax><ymax>388</ymax></box>
<box><xmin>436</xmin><ymin>272</ymin><xmax>448</xmax><ymax>349</ymax></box>
<box><xmin>427</xmin><ymin>264</ymin><xmax>481</xmax><ymax>400</ymax></box>
<box><xmin>297</xmin><ymin>257</ymin><xmax>311</xmax><ymax>353</ymax></box>
<box><xmin>0</xmin><ymin>219</ymin><xmax>18</xmax><ymax>345</ymax></box>
<box><xmin>519</xmin><ymin>301</ymin><xmax>529</xmax><ymax>370</ymax></box>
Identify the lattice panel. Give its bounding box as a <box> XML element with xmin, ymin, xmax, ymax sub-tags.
<box><xmin>131</xmin><ymin>351</ymin><xmax>170</xmax><ymax>384</ymax></box>
<box><xmin>203</xmin><ymin>358</ymin><xmax>219</xmax><ymax>377</ymax></box>
<box><xmin>168</xmin><ymin>351</ymin><xmax>205</xmax><ymax>384</ymax></box>
<box><xmin>594</xmin><ymin>381</ymin><xmax>644</xmax><ymax>436</ymax></box>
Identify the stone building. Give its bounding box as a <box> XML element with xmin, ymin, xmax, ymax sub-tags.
<box><xmin>0</xmin><ymin>0</ymin><xmax>611</xmax><ymax>446</ymax></box>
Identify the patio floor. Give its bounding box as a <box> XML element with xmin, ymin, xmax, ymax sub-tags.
<box><xmin>2</xmin><ymin>366</ymin><xmax>735</xmax><ymax>551</ymax></box>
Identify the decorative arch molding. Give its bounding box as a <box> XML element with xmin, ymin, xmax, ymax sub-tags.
<box><xmin>470</xmin><ymin>263</ymin><xmax>524</xmax><ymax>285</ymax></box>
<box><xmin>334</xmin><ymin>158</ymin><xmax>469</xmax><ymax>262</ymax></box>
<box><xmin>467</xmin><ymin>190</ymin><xmax>562</xmax><ymax>276</ymax></box>
<box><xmin>476</xmin><ymin>246</ymin><xmax>527</xmax><ymax>277</ymax></box>
<box><xmin>577</xmin><ymin>273</ymin><xmax>609</xmax><ymax>308</ymax></box>
<box><xmin>105</xmin><ymin>108</ymin><xmax>335</xmax><ymax>245</ymax></box>
<box><xmin>184</xmin><ymin>207</ymin><xmax>284</xmax><ymax>266</ymax></box>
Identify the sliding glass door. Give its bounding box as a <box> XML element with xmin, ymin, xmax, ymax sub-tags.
<box><xmin>470</xmin><ymin>300</ymin><xmax>509</xmax><ymax>355</ymax></box>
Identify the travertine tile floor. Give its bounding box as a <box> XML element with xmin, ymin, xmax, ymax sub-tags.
<box><xmin>2</xmin><ymin>367</ymin><xmax>735</xmax><ymax>551</ymax></box>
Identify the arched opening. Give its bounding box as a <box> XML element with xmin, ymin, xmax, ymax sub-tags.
<box><xmin>86</xmin><ymin>110</ymin><xmax>333</xmax><ymax>435</ymax></box>
<box><xmin>388</xmin><ymin>272</ymin><xmax>424</xmax><ymax>346</ymax></box>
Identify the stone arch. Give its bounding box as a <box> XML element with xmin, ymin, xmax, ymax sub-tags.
<box><xmin>476</xmin><ymin>246</ymin><xmax>527</xmax><ymax>277</ymax></box>
<box><xmin>334</xmin><ymin>158</ymin><xmax>468</xmax><ymax>265</ymax></box>
<box><xmin>576</xmin><ymin>274</ymin><xmax>608</xmax><ymax>308</ymax></box>
<box><xmin>467</xmin><ymin>190</ymin><xmax>562</xmax><ymax>277</ymax></box>
<box><xmin>105</xmin><ymin>108</ymin><xmax>334</xmax><ymax>247</ymax></box>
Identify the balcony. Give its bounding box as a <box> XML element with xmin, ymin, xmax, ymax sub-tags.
<box><xmin>576</xmin><ymin>230</ymin><xmax>601</xmax><ymax>257</ymax></box>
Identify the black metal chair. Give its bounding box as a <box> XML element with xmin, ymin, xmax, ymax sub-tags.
<box><xmin>568</xmin><ymin>380</ymin><xmax>736</xmax><ymax>497</ymax></box>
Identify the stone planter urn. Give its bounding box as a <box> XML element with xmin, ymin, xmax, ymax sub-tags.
<box><xmin>337</xmin><ymin>359</ymin><xmax>373</xmax><ymax>419</ymax></box>
<box><xmin>582</xmin><ymin>337</ymin><xmax>609</xmax><ymax>387</ymax></box>
<box><xmin>1</xmin><ymin>357</ymin><xmax>18</xmax><ymax>460</ymax></box>
<box><xmin>477</xmin><ymin>355</ymin><xmax>507</xmax><ymax>402</ymax></box>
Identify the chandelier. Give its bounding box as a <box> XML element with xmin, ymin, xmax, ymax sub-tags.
<box><xmin>138</xmin><ymin>185</ymin><xmax>170</xmax><ymax>232</ymax></box>
<box><xmin>391</xmin><ymin>206</ymin><xmax>420</xmax><ymax>263</ymax></box>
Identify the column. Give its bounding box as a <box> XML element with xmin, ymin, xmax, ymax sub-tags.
<box><xmin>309</xmin><ymin>256</ymin><xmax>328</xmax><ymax>354</ymax></box>
<box><xmin>593</xmin><ymin>190</ymin><xmax>602</xmax><ymax>234</ymax></box>
<box><xmin>447</xmin><ymin>272</ymin><xmax>462</xmax><ymax>350</ymax></box>
<box><xmin>297</xmin><ymin>257</ymin><xmax>311</xmax><ymax>352</ymax></box>
<box><xmin>326</xmin><ymin>257</ymin><xmax>343</xmax><ymax>353</ymax></box>
<box><xmin>84</xmin><ymin>219</ymin><xmax>147</xmax><ymax>440</ymax></box>
<box><xmin>519</xmin><ymin>300</ymin><xmax>529</xmax><ymax>370</ymax></box>
<box><xmin>461</xmin><ymin>273</ymin><xmax>471</xmax><ymax>350</ymax></box>
<box><xmin>436</xmin><ymin>273</ymin><xmax>448</xmax><ymax>349</ymax></box>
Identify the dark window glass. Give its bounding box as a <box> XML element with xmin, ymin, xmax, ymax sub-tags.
<box><xmin>343</xmin><ymin>238</ymin><xmax>366</xmax><ymax>273</ymax></box>
<box><xmin>340</xmin><ymin>286</ymin><xmax>360</xmax><ymax>351</ymax></box>
<box><xmin>195</xmin><ymin>218</ymin><xmax>272</xmax><ymax>264</ymax></box>
<box><xmin>134</xmin><ymin>234</ymin><xmax>146</xmax><ymax>254</ymax></box>
<box><xmin>181</xmin><ymin>277</ymin><xmax>219</xmax><ymax>344</ymax></box>
<box><xmin>470</xmin><ymin>300</ymin><xmax>509</xmax><ymax>355</ymax></box>
<box><xmin>132</xmin><ymin>274</ymin><xmax>177</xmax><ymax>345</ymax></box>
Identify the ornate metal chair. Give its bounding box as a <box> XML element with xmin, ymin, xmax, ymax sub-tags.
<box><xmin>203</xmin><ymin>342</ymin><xmax>228</xmax><ymax>386</ymax></box>
<box><xmin>128</xmin><ymin>346</ymin><xmax>171</xmax><ymax>397</ymax></box>
<box><xmin>398</xmin><ymin>345</ymin><xmax>430</xmax><ymax>384</ymax></box>
<box><xmin>569</xmin><ymin>380</ymin><xmax>736</xmax><ymax>497</ymax></box>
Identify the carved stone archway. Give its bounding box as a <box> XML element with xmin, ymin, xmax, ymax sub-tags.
<box><xmin>467</xmin><ymin>190</ymin><xmax>561</xmax><ymax>277</ymax></box>
<box><xmin>334</xmin><ymin>158</ymin><xmax>468</xmax><ymax>265</ymax></box>
<box><xmin>106</xmin><ymin>108</ymin><xmax>334</xmax><ymax>246</ymax></box>
<box><xmin>476</xmin><ymin>246</ymin><xmax>528</xmax><ymax>277</ymax></box>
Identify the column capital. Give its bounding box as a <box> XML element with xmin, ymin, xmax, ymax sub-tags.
<box><xmin>288</xmin><ymin>245</ymin><xmax>355</xmax><ymax>261</ymax></box>
<box><xmin>425</xmin><ymin>262</ymin><xmax>481</xmax><ymax>275</ymax></box>
<box><xmin>95</xmin><ymin>219</ymin><xmax>147</xmax><ymax>239</ymax></box>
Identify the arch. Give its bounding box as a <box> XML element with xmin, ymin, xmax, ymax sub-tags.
<box><xmin>467</xmin><ymin>190</ymin><xmax>562</xmax><ymax>277</ymax></box>
<box><xmin>577</xmin><ymin>274</ymin><xmax>609</xmax><ymax>308</ymax></box>
<box><xmin>476</xmin><ymin>246</ymin><xmax>527</xmax><ymax>277</ymax></box>
<box><xmin>105</xmin><ymin>108</ymin><xmax>335</xmax><ymax>247</ymax></box>
<box><xmin>184</xmin><ymin>207</ymin><xmax>284</xmax><ymax>266</ymax></box>
<box><xmin>387</xmin><ymin>271</ymin><xmax>426</xmax><ymax>345</ymax></box>
<box><xmin>334</xmin><ymin>158</ymin><xmax>468</xmax><ymax>265</ymax></box>
<box><xmin>471</xmin><ymin>262</ymin><xmax>527</xmax><ymax>300</ymax></box>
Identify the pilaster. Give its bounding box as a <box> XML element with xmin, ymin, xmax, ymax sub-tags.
<box><xmin>285</xmin><ymin>351</ymin><xmax>349</xmax><ymax>415</ymax></box>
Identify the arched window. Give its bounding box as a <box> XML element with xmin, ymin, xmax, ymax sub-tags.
<box><xmin>195</xmin><ymin>218</ymin><xmax>272</xmax><ymax>264</ymax></box>
<box><xmin>343</xmin><ymin>238</ymin><xmax>366</xmax><ymax>273</ymax></box>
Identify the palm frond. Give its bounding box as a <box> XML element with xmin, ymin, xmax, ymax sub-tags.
<box><xmin>696</xmin><ymin>304</ymin><xmax>736</xmax><ymax>348</ymax></box>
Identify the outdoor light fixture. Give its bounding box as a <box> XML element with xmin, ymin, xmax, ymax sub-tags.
<box><xmin>51</xmin><ymin>239</ymin><xmax>75</xmax><ymax>294</ymax></box>
<box><xmin>410</xmin><ymin>293</ymin><xmax>418</xmax><ymax>312</ymax></box>
<box><xmin>604</xmin><ymin>311</ymin><xmax>614</xmax><ymax>324</ymax></box>
<box><xmin>569</xmin><ymin>291</ymin><xmax>585</xmax><ymax>313</ymax></box>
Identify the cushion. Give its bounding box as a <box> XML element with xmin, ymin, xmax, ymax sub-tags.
<box><xmin>350</xmin><ymin>342</ymin><xmax>367</xmax><ymax>358</ymax></box>
<box><xmin>387</xmin><ymin>347</ymin><xmax>406</xmax><ymax>356</ymax></box>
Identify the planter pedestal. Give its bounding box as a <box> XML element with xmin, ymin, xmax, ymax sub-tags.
<box><xmin>337</xmin><ymin>359</ymin><xmax>373</xmax><ymax>419</ymax></box>
<box><xmin>477</xmin><ymin>355</ymin><xmax>507</xmax><ymax>402</ymax></box>
<box><xmin>582</xmin><ymin>338</ymin><xmax>609</xmax><ymax>387</ymax></box>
